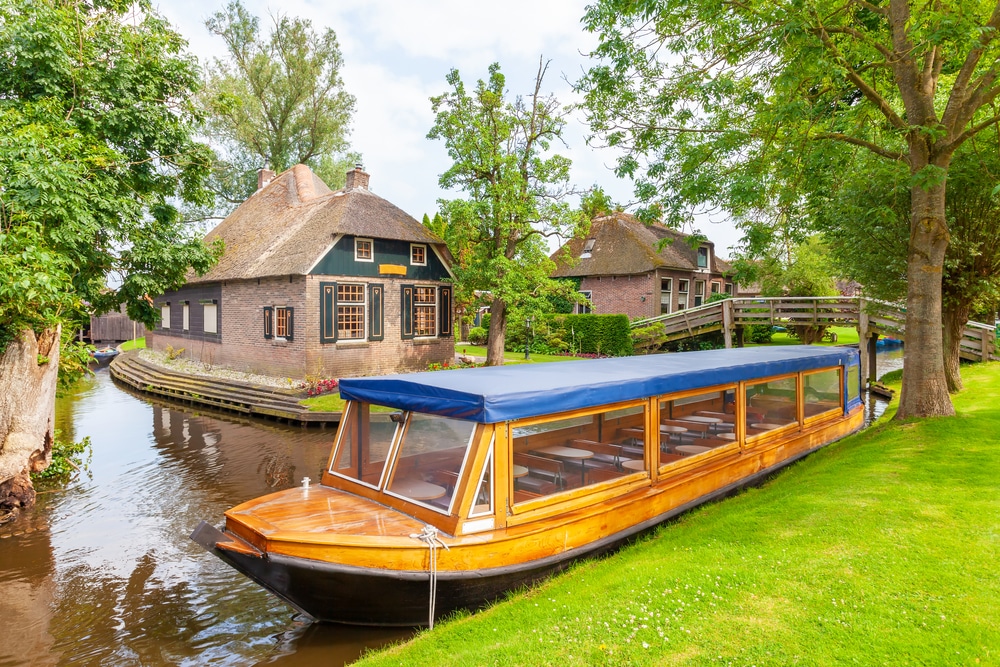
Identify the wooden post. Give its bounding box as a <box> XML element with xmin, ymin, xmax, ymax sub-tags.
<box><xmin>868</xmin><ymin>332</ymin><xmax>879</xmax><ymax>384</ymax></box>
<box><xmin>722</xmin><ymin>300</ymin><xmax>733</xmax><ymax>349</ymax></box>
<box><xmin>735</xmin><ymin>325</ymin><xmax>744</xmax><ymax>348</ymax></box>
<box><xmin>981</xmin><ymin>326</ymin><xmax>992</xmax><ymax>363</ymax></box>
<box><xmin>857</xmin><ymin>298</ymin><xmax>869</xmax><ymax>386</ymax></box>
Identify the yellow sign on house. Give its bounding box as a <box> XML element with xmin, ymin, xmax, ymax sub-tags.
<box><xmin>378</xmin><ymin>264</ymin><xmax>407</xmax><ymax>276</ymax></box>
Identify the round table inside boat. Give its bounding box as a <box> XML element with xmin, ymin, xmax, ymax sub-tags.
<box><xmin>621</xmin><ymin>459</ymin><xmax>645</xmax><ymax>472</ymax></box>
<box><xmin>513</xmin><ymin>464</ymin><xmax>529</xmax><ymax>478</ymax></box>
<box><xmin>389</xmin><ymin>479</ymin><xmax>446</xmax><ymax>501</ymax></box>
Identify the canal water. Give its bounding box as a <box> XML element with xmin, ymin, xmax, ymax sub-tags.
<box><xmin>0</xmin><ymin>346</ymin><xmax>904</xmax><ymax>666</ymax></box>
<box><xmin>0</xmin><ymin>369</ymin><xmax>412</xmax><ymax>667</ymax></box>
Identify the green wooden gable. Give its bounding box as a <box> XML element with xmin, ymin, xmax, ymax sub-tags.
<box><xmin>310</xmin><ymin>236</ymin><xmax>450</xmax><ymax>280</ymax></box>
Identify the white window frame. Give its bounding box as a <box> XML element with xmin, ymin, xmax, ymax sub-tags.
<box><xmin>577</xmin><ymin>290</ymin><xmax>593</xmax><ymax>314</ymax></box>
<box><xmin>410</xmin><ymin>243</ymin><xmax>427</xmax><ymax>266</ymax></box>
<box><xmin>677</xmin><ymin>280</ymin><xmax>689</xmax><ymax>310</ymax></box>
<box><xmin>660</xmin><ymin>278</ymin><xmax>672</xmax><ymax>315</ymax></box>
<box><xmin>203</xmin><ymin>302</ymin><xmax>218</xmax><ymax>334</ymax></box>
<box><xmin>413</xmin><ymin>285</ymin><xmax>438</xmax><ymax>337</ymax></box>
<box><xmin>161</xmin><ymin>304</ymin><xmax>170</xmax><ymax>329</ymax></box>
<box><xmin>182</xmin><ymin>302</ymin><xmax>190</xmax><ymax>331</ymax></box>
<box><xmin>355</xmin><ymin>237</ymin><xmax>374</xmax><ymax>262</ymax></box>
<box><xmin>337</xmin><ymin>283</ymin><xmax>367</xmax><ymax>340</ymax></box>
<box><xmin>697</xmin><ymin>246</ymin><xmax>709</xmax><ymax>268</ymax></box>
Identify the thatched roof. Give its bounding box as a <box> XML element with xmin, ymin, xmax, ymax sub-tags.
<box><xmin>550</xmin><ymin>212</ymin><xmax>727</xmax><ymax>277</ymax></box>
<box><xmin>190</xmin><ymin>164</ymin><xmax>446</xmax><ymax>284</ymax></box>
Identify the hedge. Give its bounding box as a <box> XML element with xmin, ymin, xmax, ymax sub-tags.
<box><xmin>550</xmin><ymin>313</ymin><xmax>633</xmax><ymax>357</ymax></box>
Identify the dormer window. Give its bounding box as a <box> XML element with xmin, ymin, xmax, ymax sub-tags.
<box><xmin>355</xmin><ymin>238</ymin><xmax>373</xmax><ymax>262</ymax></box>
<box><xmin>697</xmin><ymin>247</ymin><xmax>708</xmax><ymax>268</ymax></box>
<box><xmin>580</xmin><ymin>238</ymin><xmax>596</xmax><ymax>259</ymax></box>
<box><xmin>410</xmin><ymin>244</ymin><xmax>426</xmax><ymax>266</ymax></box>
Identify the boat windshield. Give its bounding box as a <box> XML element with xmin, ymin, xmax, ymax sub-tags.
<box><xmin>385</xmin><ymin>412</ymin><xmax>477</xmax><ymax>512</ymax></box>
<box><xmin>330</xmin><ymin>402</ymin><xmax>400</xmax><ymax>489</ymax></box>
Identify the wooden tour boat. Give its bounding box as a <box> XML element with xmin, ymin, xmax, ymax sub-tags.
<box><xmin>192</xmin><ymin>346</ymin><xmax>863</xmax><ymax>626</ymax></box>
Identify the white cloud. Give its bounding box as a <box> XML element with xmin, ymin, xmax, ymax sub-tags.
<box><xmin>156</xmin><ymin>0</ymin><xmax>741</xmax><ymax>254</ymax></box>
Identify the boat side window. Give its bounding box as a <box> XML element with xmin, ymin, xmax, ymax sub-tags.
<box><xmin>803</xmin><ymin>368</ymin><xmax>842</xmax><ymax>419</ymax></box>
<box><xmin>745</xmin><ymin>376</ymin><xmax>799</xmax><ymax>440</ymax></box>
<box><xmin>659</xmin><ymin>389</ymin><xmax>736</xmax><ymax>467</ymax></box>
<box><xmin>330</xmin><ymin>402</ymin><xmax>399</xmax><ymax>489</ymax></box>
<box><xmin>386</xmin><ymin>413</ymin><xmax>476</xmax><ymax>513</ymax></box>
<box><xmin>511</xmin><ymin>404</ymin><xmax>645</xmax><ymax>505</ymax></box>
<box><xmin>469</xmin><ymin>440</ymin><xmax>494</xmax><ymax>518</ymax></box>
<box><xmin>846</xmin><ymin>363</ymin><xmax>861</xmax><ymax>405</ymax></box>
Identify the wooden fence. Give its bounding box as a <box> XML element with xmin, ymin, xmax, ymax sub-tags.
<box><xmin>90</xmin><ymin>313</ymin><xmax>146</xmax><ymax>342</ymax></box>
<box><xmin>631</xmin><ymin>296</ymin><xmax>998</xmax><ymax>381</ymax></box>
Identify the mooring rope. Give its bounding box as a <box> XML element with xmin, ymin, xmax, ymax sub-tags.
<box><xmin>410</xmin><ymin>524</ymin><xmax>449</xmax><ymax>628</ymax></box>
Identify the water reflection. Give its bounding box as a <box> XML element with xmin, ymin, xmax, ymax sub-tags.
<box><xmin>0</xmin><ymin>370</ymin><xmax>411</xmax><ymax>667</ymax></box>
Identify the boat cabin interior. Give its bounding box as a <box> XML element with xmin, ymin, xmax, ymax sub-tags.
<box><xmin>323</xmin><ymin>348</ymin><xmax>862</xmax><ymax>538</ymax></box>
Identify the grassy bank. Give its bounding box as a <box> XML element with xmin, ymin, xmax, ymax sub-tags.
<box><xmin>357</xmin><ymin>363</ymin><xmax>1000</xmax><ymax>666</ymax></box>
<box><xmin>455</xmin><ymin>345</ymin><xmax>585</xmax><ymax>363</ymax></box>
<box><xmin>119</xmin><ymin>337</ymin><xmax>145</xmax><ymax>351</ymax></box>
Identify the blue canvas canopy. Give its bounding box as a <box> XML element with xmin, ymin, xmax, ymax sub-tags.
<box><xmin>338</xmin><ymin>346</ymin><xmax>861</xmax><ymax>424</ymax></box>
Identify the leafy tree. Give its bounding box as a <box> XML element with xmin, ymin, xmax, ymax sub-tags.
<box><xmin>429</xmin><ymin>60</ymin><xmax>588</xmax><ymax>365</ymax></box>
<box><xmin>200</xmin><ymin>0</ymin><xmax>356</xmax><ymax>208</ymax></box>
<box><xmin>818</xmin><ymin>138</ymin><xmax>1000</xmax><ymax>392</ymax></box>
<box><xmin>578</xmin><ymin>0</ymin><xmax>1000</xmax><ymax>419</ymax></box>
<box><xmin>0</xmin><ymin>0</ymin><xmax>219</xmax><ymax>508</ymax></box>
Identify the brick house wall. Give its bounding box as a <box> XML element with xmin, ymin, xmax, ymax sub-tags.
<box><xmin>150</xmin><ymin>274</ymin><xmax>454</xmax><ymax>379</ymax></box>
<box><xmin>580</xmin><ymin>273</ymin><xmax>657</xmax><ymax>320</ymax></box>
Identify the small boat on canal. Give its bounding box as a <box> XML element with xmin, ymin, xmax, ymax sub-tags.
<box><xmin>192</xmin><ymin>346</ymin><xmax>863</xmax><ymax>626</ymax></box>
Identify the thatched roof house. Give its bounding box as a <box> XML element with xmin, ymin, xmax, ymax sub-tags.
<box><xmin>550</xmin><ymin>212</ymin><xmax>745</xmax><ymax>320</ymax></box>
<box><xmin>149</xmin><ymin>165</ymin><xmax>456</xmax><ymax>378</ymax></box>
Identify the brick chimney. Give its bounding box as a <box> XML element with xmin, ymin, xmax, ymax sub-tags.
<box><xmin>345</xmin><ymin>163</ymin><xmax>369</xmax><ymax>190</ymax></box>
<box><xmin>257</xmin><ymin>167</ymin><xmax>275</xmax><ymax>191</ymax></box>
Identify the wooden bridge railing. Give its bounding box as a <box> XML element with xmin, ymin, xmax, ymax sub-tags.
<box><xmin>631</xmin><ymin>296</ymin><xmax>997</xmax><ymax>381</ymax></box>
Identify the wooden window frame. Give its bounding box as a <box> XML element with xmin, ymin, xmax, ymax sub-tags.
<box><xmin>274</xmin><ymin>306</ymin><xmax>294</xmax><ymax>340</ymax></box>
<box><xmin>160</xmin><ymin>303</ymin><xmax>170</xmax><ymax>329</ymax></box>
<box><xmin>337</xmin><ymin>283</ymin><xmax>366</xmax><ymax>340</ymax></box>
<box><xmin>410</xmin><ymin>243</ymin><xmax>427</xmax><ymax>266</ymax></box>
<box><xmin>182</xmin><ymin>302</ymin><xmax>190</xmax><ymax>331</ymax></box>
<box><xmin>355</xmin><ymin>237</ymin><xmax>374</xmax><ymax>262</ymax></box>
<box><xmin>413</xmin><ymin>285</ymin><xmax>437</xmax><ymax>337</ymax></box>
<box><xmin>202</xmin><ymin>302</ymin><xmax>218</xmax><ymax>335</ymax></box>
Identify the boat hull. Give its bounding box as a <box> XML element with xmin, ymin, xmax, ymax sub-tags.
<box><xmin>191</xmin><ymin>436</ymin><xmax>836</xmax><ymax>626</ymax></box>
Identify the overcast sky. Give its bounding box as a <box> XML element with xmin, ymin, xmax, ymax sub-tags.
<box><xmin>158</xmin><ymin>0</ymin><xmax>741</xmax><ymax>256</ymax></box>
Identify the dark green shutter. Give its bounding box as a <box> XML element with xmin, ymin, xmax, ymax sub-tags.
<box><xmin>369</xmin><ymin>283</ymin><xmax>384</xmax><ymax>341</ymax></box>
<box><xmin>263</xmin><ymin>306</ymin><xmax>273</xmax><ymax>339</ymax></box>
<box><xmin>320</xmin><ymin>282</ymin><xmax>337</xmax><ymax>343</ymax></box>
<box><xmin>285</xmin><ymin>307</ymin><xmax>294</xmax><ymax>341</ymax></box>
<box><xmin>400</xmin><ymin>284</ymin><xmax>414</xmax><ymax>339</ymax></box>
<box><xmin>438</xmin><ymin>285</ymin><xmax>453</xmax><ymax>338</ymax></box>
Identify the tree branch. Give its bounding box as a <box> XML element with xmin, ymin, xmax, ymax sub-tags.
<box><xmin>813</xmin><ymin>132</ymin><xmax>907</xmax><ymax>160</ymax></box>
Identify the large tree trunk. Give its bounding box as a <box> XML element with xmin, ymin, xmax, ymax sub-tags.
<box><xmin>485</xmin><ymin>298</ymin><xmax>507</xmax><ymax>366</ymax></box>
<box><xmin>942</xmin><ymin>301</ymin><xmax>970</xmax><ymax>393</ymax></box>
<box><xmin>896</xmin><ymin>174</ymin><xmax>954</xmax><ymax>418</ymax></box>
<box><xmin>0</xmin><ymin>326</ymin><xmax>60</xmax><ymax>510</ymax></box>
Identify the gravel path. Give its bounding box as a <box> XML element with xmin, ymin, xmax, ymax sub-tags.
<box><xmin>138</xmin><ymin>349</ymin><xmax>303</xmax><ymax>390</ymax></box>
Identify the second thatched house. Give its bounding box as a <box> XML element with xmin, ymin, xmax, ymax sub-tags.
<box><xmin>550</xmin><ymin>212</ymin><xmax>750</xmax><ymax>320</ymax></box>
<box><xmin>148</xmin><ymin>165</ymin><xmax>455</xmax><ymax>378</ymax></box>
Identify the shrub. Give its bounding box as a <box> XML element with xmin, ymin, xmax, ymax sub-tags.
<box><xmin>468</xmin><ymin>326</ymin><xmax>488</xmax><ymax>345</ymax></box>
<box><xmin>745</xmin><ymin>324</ymin><xmax>774</xmax><ymax>344</ymax></box>
<box><xmin>554</xmin><ymin>313</ymin><xmax>633</xmax><ymax>357</ymax></box>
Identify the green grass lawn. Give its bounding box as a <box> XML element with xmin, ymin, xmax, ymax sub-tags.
<box><xmin>766</xmin><ymin>325</ymin><xmax>860</xmax><ymax>346</ymax></box>
<box><xmin>119</xmin><ymin>337</ymin><xmax>145</xmax><ymax>351</ymax></box>
<box><xmin>455</xmin><ymin>344</ymin><xmax>584</xmax><ymax>363</ymax></box>
<box><xmin>357</xmin><ymin>363</ymin><xmax>1000</xmax><ymax>666</ymax></box>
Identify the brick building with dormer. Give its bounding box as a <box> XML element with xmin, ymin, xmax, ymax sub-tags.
<box><xmin>550</xmin><ymin>212</ymin><xmax>750</xmax><ymax>320</ymax></box>
<box><xmin>148</xmin><ymin>165</ymin><xmax>454</xmax><ymax>378</ymax></box>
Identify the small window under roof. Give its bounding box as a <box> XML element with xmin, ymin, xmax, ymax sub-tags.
<box><xmin>580</xmin><ymin>238</ymin><xmax>596</xmax><ymax>259</ymax></box>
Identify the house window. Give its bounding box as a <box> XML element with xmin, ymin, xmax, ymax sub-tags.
<box><xmin>355</xmin><ymin>238</ymin><xmax>373</xmax><ymax>262</ymax></box>
<box><xmin>160</xmin><ymin>303</ymin><xmax>170</xmax><ymax>329</ymax></box>
<box><xmin>580</xmin><ymin>238</ymin><xmax>596</xmax><ymax>259</ymax></box>
<box><xmin>182</xmin><ymin>302</ymin><xmax>189</xmax><ymax>331</ymax></box>
<box><xmin>711</xmin><ymin>281</ymin><xmax>721</xmax><ymax>294</ymax></box>
<box><xmin>410</xmin><ymin>244</ymin><xmax>426</xmax><ymax>266</ymax></box>
<box><xmin>577</xmin><ymin>290</ymin><xmax>593</xmax><ymax>314</ymax></box>
<box><xmin>694</xmin><ymin>280</ymin><xmax>705</xmax><ymax>307</ymax></box>
<box><xmin>337</xmin><ymin>283</ymin><xmax>366</xmax><ymax>340</ymax></box>
<box><xmin>203</xmin><ymin>302</ymin><xmax>218</xmax><ymax>334</ymax></box>
<box><xmin>660</xmin><ymin>278</ymin><xmax>672</xmax><ymax>315</ymax></box>
<box><xmin>275</xmin><ymin>306</ymin><xmax>294</xmax><ymax>339</ymax></box>
<box><xmin>677</xmin><ymin>280</ymin><xmax>689</xmax><ymax>310</ymax></box>
<box><xmin>725</xmin><ymin>283</ymin><xmax>733</xmax><ymax>295</ymax></box>
<box><xmin>697</xmin><ymin>247</ymin><xmax>708</xmax><ymax>268</ymax></box>
<box><xmin>414</xmin><ymin>286</ymin><xmax>437</xmax><ymax>336</ymax></box>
